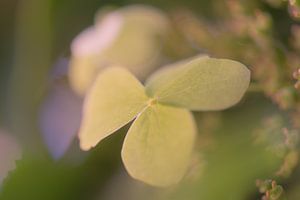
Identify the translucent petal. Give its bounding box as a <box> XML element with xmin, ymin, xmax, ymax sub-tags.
<box><xmin>145</xmin><ymin>57</ymin><xmax>250</xmax><ymax>111</ymax></box>
<box><xmin>69</xmin><ymin>5</ymin><xmax>169</xmax><ymax>96</ymax></box>
<box><xmin>71</xmin><ymin>12</ymin><xmax>124</xmax><ymax>58</ymax></box>
<box><xmin>78</xmin><ymin>67</ymin><xmax>149</xmax><ymax>150</ymax></box>
<box><xmin>100</xmin><ymin>6</ymin><xmax>169</xmax><ymax>79</ymax></box>
<box><xmin>121</xmin><ymin>103</ymin><xmax>196</xmax><ymax>187</ymax></box>
<box><xmin>69</xmin><ymin>56</ymin><xmax>101</xmax><ymax>96</ymax></box>
<box><xmin>69</xmin><ymin>12</ymin><xmax>124</xmax><ymax>96</ymax></box>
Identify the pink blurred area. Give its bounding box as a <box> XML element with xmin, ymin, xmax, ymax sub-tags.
<box><xmin>0</xmin><ymin>131</ymin><xmax>21</xmax><ymax>185</ymax></box>
<box><xmin>39</xmin><ymin>59</ymin><xmax>83</xmax><ymax>160</ymax></box>
<box><xmin>71</xmin><ymin>12</ymin><xmax>123</xmax><ymax>57</ymax></box>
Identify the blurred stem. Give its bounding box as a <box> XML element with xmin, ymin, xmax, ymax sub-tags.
<box><xmin>7</xmin><ymin>0</ymin><xmax>53</xmax><ymax>154</ymax></box>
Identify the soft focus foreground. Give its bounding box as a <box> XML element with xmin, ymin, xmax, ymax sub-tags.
<box><xmin>0</xmin><ymin>0</ymin><xmax>300</xmax><ymax>200</ymax></box>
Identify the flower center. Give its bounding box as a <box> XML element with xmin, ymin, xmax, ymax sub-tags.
<box><xmin>148</xmin><ymin>98</ymin><xmax>157</xmax><ymax>106</ymax></box>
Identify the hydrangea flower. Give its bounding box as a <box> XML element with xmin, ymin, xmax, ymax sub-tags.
<box><xmin>78</xmin><ymin>56</ymin><xmax>250</xmax><ymax>187</ymax></box>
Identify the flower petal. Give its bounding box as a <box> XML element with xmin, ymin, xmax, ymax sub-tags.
<box><xmin>79</xmin><ymin>67</ymin><xmax>149</xmax><ymax>150</ymax></box>
<box><xmin>122</xmin><ymin>103</ymin><xmax>196</xmax><ymax>187</ymax></box>
<box><xmin>146</xmin><ymin>56</ymin><xmax>251</xmax><ymax>111</ymax></box>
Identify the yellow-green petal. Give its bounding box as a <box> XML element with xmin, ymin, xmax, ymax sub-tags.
<box><xmin>145</xmin><ymin>57</ymin><xmax>251</xmax><ymax>111</ymax></box>
<box><xmin>69</xmin><ymin>56</ymin><xmax>100</xmax><ymax>96</ymax></box>
<box><xmin>78</xmin><ymin>67</ymin><xmax>149</xmax><ymax>151</ymax></box>
<box><xmin>121</xmin><ymin>103</ymin><xmax>196</xmax><ymax>187</ymax></box>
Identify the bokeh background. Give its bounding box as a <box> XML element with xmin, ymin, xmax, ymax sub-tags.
<box><xmin>0</xmin><ymin>0</ymin><xmax>300</xmax><ymax>199</ymax></box>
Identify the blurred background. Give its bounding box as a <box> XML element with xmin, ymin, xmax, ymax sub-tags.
<box><xmin>0</xmin><ymin>0</ymin><xmax>300</xmax><ymax>199</ymax></box>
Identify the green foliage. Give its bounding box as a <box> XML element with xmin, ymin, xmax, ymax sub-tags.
<box><xmin>257</xmin><ymin>180</ymin><xmax>287</xmax><ymax>200</ymax></box>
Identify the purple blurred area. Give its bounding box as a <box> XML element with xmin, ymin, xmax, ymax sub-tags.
<box><xmin>39</xmin><ymin>59</ymin><xmax>83</xmax><ymax>160</ymax></box>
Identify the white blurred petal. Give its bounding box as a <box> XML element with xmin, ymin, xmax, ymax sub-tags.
<box><xmin>71</xmin><ymin>12</ymin><xmax>123</xmax><ymax>57</ymax></box>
